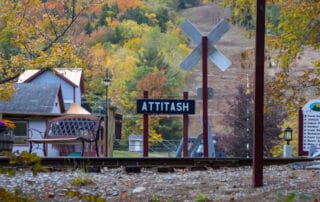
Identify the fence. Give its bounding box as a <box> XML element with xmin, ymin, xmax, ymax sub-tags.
<box><xmin>113</xmin><ymin>139</ymin><xmax>181</xmax><ymax>157</ymax></box>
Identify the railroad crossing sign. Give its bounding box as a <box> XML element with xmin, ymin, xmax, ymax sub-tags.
<box><xmin>180</xmin><ymin>19</ymin><xmax>231</xmax><ymax>71</ymax></box>
<box><xmin>179</xmin><ymin>18</ymin><xmax>231</xmax><ymax>157</ymax></box>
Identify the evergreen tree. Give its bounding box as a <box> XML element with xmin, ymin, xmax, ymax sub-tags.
<box><xmin>84</xmin><ymin>21</ymin><xmax>93</xmax><ymax>35</ymax></box>
<box><xmin>216</xmin><ymin>84</ymin><xmax>287</xmax><ymax>157</ymax></box>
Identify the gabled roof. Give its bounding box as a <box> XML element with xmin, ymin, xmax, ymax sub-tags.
<box><xmin>18</xmin><ymin>68</ymin><xmax>84</xmax><ymax>92</ymax></box>
<box><xmin>0</xmin><ymin>83</ymin><xmax>65</xmax><ymax>114</ymax></box>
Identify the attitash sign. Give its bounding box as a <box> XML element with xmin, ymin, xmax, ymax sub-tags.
<box><xmin>137</xmin><ymin>99</ymin><xmax>195</xmax><ymax>114</ymax></box>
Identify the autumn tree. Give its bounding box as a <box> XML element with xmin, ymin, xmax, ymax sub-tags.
<box><xmin>216</xmin><ymin>84</ymin><xmax>287</xmax><ymax>157</ymax></box>
<box><xmin>222</xmin><ymin>0</ymin><xmax>320</xmax><ymax>112</ymax></box>
<box><xmin>0</xmin><ymin>0</ymin><xmax>101</xmax><ymax>100</ymax></box>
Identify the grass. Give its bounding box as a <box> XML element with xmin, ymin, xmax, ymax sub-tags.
<box><xmin>70</xmin><ymin>174</ymin><xmax>95</xmax><ymax>186</ymax></box>
<box><xmin>113</xmin><ymin>150</ymin><xmax>141</xmax><ymax>157</ymax></box>
<box><xmin>113</xmin><ymin>150</ymin><xmax>176</xmax><ymax>157</ymax></box>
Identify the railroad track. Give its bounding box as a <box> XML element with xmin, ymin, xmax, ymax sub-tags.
<box><xmin>0</xmin><ymin>157</ymin><xmax>317</xmax><ymax>172</ymax></box>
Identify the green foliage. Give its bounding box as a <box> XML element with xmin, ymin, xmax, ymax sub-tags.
<box><xmin>0</xmin><ymin>187</ymin><xmax>36</xmax><ymax>202</ymax></box>
<box><xmin>276</xmin><ymin>192</ymin><xmax>312</xmax><ymax>202</ymax></box>
<box><xmin>84</xmin><ymin>21</ymin><xmax>94</xmax><ymax>35</ymax></box>
<box><xmin>0</xmin><ymin>151</ymin><xmax>48</xmax><ymax>176</ymax></box>
<box><xmin>155</xmin><ymin>8</ymin><xmax>170</xmax><ymax>32</ymax></box>
<box><xmin>156</xmin><ymin>117</ymin><xmax>183</xmax><ymax>140</ymax></box>
<box><xmin>66</xmin><ymin>190</ymin><xmax>106</xmax><ymax>202</ymax></box>
<box><xmin>137</xmin><ymin>47</ymin><xmax>169</xmax><ymax>70</ymax></box>
<box><xmin>125</xmin><ymin>66</ymin><xmax>153</xmax><ymax>93</ymax></box>
<box><xmin>176</xmin><ymin>0</ymin><xmax>201</xmax><ymax>10</ymax></box>
<box><xmin>71</xmin><ymin>174</ymin><xmax>95</xmax><ymax>187</ymax></box>
<box><xmin>151</xmin><ymin>194</ymin><xmax>161</xmax><ymax>202</ymax></box>
<box><xmin>98</xmin><ymin>4</ymin><xmax>119</xmax><ymax>27</ymax></box>
<box><xmin>266</xmin><ymin>4</ymin><xmax>281</xmax><ymax>33</ymax></box>
<box><xmin>194</xmin><ymin>193</ymin><xmax>209</xmax><ymax>202</ymax></box>
<box><xmin>105</xmin><ymin>26</ymin><xmax>125</xmax><ymax>44</ymax></box>
<box><xmin>288</xmin><ymin>172</ymin><xmax>298</xmax><ymax>179</ymax></box>
<box><xmin>120</xmin><ymin>7</ymin><xmax>153</xmax><ymax>25</ymax></box>
<box><xmin>0</xmin><ymin>151</ymin><xmax>47</xmax><ymax>201</ymax></box>
<box><xmin>222</xmin><ymin>0</ymin><xmax>255</xmax><ymax>31</ymax></box>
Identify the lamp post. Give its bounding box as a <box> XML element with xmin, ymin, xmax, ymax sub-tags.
<box><xmin>104</xmin><ymin>73</ymin><xmax>111</xmax><ymax>157</ymax></box>
<box><xmin>283</xmin><ymin>127</ymin><xmax>293</xmax><ymax>158</ymax></box>
<box><xmin>284</xmin><ymin>127</ymin><xmax>293</xmax><ymax>145</ymax></box>
<box><xmin>246</xmin><ymin>143</ymin><xmax>250</xmax><ymax>158</ymax></box>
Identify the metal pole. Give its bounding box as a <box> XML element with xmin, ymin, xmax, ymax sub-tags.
<box><xmin>143</xmin><ymin>91</ymin><xmax>149</xmax><ymax>157</ymax></box>
<box><xmin>183</xmin><ymin>91</ymin><xmax>189</xmax><ymax>157</ymax></box>
<box><xmin>253</xmin><ymin>0</ymin><xmax>265</xmax><ymax>187</ymax></box>
<box><xmin>202</xmin><ymin>36</ymin><xmax>209</xmax><ymax>157</ymax></box>
<box><xmin>104</xmin><ymin>85</ymin><xmax>108</xmax><ymax>157</ymax></box>
<box><xmin>298</xmin><ymin>108</ymin><xmax>305</xmax><ymax>156</ymax></box>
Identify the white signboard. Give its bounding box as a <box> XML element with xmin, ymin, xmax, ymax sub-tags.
<box><xmin>302</xmin><ymin>100</ymin><xmax>320</xmax><ymax>152</ymax></box>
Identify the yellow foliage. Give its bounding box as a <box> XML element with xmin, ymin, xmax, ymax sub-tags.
<box><xmin>0</xmin><ymin>83</ymin><xmax>14</xmax><ymax>101</ymax></box>
<box><xmin>124</xmin><ymin>37</ymin><xmax>142</xmax><ymax>52</ymax></box>
<box><xmin>145</xmin><ymin>12</ymin><xmax>158</xmax><ymax>24</ymax></box>
<box><xmin>137</xmin><ymin>117</ymin><xmax>163</xmax><ymax>146</ymax></box>
<box><xmin>271</xmin><ymin>115</ymin><xmax>298</xmax><ymax>157</ymax></box>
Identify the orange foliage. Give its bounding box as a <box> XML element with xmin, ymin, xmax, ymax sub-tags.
<box><xmin>45</xmin><ymin>1</ymin><xmax>64</xmax><ymax>10</ymax></box>
<box><xmin>136</xmin><ymin>70</ymin><xmax>167</xmax><ymax>98</ymax></box>
<box><xmin>116</xmin><ymin>0</ymin><xmax>145</xmax><ymax>13</ymax></box>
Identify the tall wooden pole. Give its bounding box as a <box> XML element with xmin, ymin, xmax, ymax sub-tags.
<box><xmin>183</xmin><ymin>92</ymin><xmax>189</xmax><ymax>157</ymax></box>
<box><xmin>104</xmin><ymin>85</ymin><xmax>109</xmax><ymax>157</ymax></box>
<box><xmin>253</xmin><ymin>0</ymin><xmax>265</xmax><ymax>187</ymax></box>
<box><xmin>202</xmin><ymin>36</ymin><xmax>209</xmax><ymax>157</ymax></box>
<box><xmin>143</xmin><ymin>91</ymin><xmax>149</xmax><ymax>157</ymax></box>
<box><xmin>298</xmin><ymin>108</ymin><xmax>305</xmax><ymax>156</ymax></box>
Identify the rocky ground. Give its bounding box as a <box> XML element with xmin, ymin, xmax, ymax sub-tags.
<box><xmin>1</xmin><ymin>161</ymin><xmax>320</xmax><ymax>201</ymax></box>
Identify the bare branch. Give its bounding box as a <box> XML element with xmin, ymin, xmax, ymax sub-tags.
<box><xmin>0</xmin><ymin>74</ymin><xmax>20</xmax><ymax>84</ymax></box>
<box><xmin>42</xmin><ymin>3</ymin><xmax>87</xmax><ymax>52</ymax></box>
<box><xmin>43</xmin><ymin>2</ymin><xmax>59</xmax><ymax>37</ymax></box>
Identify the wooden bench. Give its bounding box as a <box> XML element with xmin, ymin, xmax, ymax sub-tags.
<box><xmin>26</xmin><ymin>115</ymin><xmax>102</xmax><ymax>157</ymax></box>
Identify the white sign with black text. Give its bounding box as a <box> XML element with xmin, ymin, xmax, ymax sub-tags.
<box><xmin>302</xmin><ymin>100</ymin><xmax>320</xmax><ymax>152</ymax></box>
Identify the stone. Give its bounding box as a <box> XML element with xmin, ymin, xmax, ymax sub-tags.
<box><xmin>132</xmin><ymin>187</ymin><xmax>146</xmax><ymax>193</ymax></box>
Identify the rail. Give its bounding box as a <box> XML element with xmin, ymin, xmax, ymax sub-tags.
<box><xmin>0</xmin><ymin>157</ymin><xmax>316</xmax><ymax>171</ymax></box>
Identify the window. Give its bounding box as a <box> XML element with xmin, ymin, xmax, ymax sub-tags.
<box><xmin>13</xmin><ymin>121</ymin><xmax>28</xmax><ymax>144</ymax></box>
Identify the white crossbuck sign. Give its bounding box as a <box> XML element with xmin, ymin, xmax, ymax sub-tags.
<box><xmin>180</xmin><ymin>19</ymin><xmax>232</xmax><ymax>71</ymax></box>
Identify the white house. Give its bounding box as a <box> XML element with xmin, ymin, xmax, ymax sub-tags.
<box><xmin>0</xmin><ymin>83</ymin><xmax>65</xmax><ymax>156</ymax></box>
<box><xmin>0</xmin><ymin>68</ymin><xmax>91</xmax><ymax>156</ymax></box>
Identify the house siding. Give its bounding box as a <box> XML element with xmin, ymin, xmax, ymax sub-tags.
<box><xmin>12</xmin><ymin>120</ymin><xmax>58</xmax><ymax>157</ymax></box>
<box><xmin>52</xmin><ymin>96</ymin><xmax>61</xmax><ymax>114</ymax></box>
<box><xmin>29</xmin><ymin>71</ymin><xmax>79</xmax><ymax>106</ymax></box>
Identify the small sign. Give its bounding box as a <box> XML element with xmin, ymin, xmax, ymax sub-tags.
<box><xmin>137</xmin><ymin>99</ymin><xmax>195</xmax><ymax>114</ymax></box>
<box><xmin>302</xmin><ymin>100</ymin><xmax>320</xmax><ymax>152</ymax></box>
<box><xmin>197</xmin><ymin>88</ymin><xmax>214</xmax><ymax>100</ymax></box>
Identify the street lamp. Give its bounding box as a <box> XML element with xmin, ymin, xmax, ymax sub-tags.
<box><xmin>283</xmin><ymin>127</ymin><xmax>293</xmax><ymax>158</ymax></box>
<box><xmin>284</xmin><ymin>127</ymin><xmax>293</xmax><ymax>145</ymax></box>
<box><xmin>104</xmin><ymin>72</ymin><xmax>111</xmax><ymax>157</ymax></box>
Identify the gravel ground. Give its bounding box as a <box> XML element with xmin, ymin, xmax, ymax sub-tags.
<box><xmin>1</xmin><ymin>162</ymin><xmax>320</xmax><ymax>201</ymax></box>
